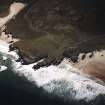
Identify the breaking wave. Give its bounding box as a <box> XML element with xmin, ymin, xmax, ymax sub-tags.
<box><xmin>0</xmin><ymin>40</ymin><xmax>105</xmax><ymax>104</ymax></box>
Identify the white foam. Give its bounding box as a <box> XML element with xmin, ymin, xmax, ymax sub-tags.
<box><xmin>0</xmin><ymin>40</ymin><xmax>19</xmax><ymax>60</ymax></box>
<box><xmin>0</xmin><ymin>40</ymin><xmax>105</xmax><ymax>101</ymax></box>
<box><xmin>3</xmin><ymin>56</ymin><xmax>7</xmax><ymax>60</ymax></box>
<box><xmin>0</xmin><ymin>65</ymin><xmax>7</xmax><ymax>72</ymax></box>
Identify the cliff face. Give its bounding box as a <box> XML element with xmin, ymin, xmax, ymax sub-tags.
<box><xmin>5</xmin><ymin>0</ymin><xmax>105</xmax><ymax>69</ymax></box>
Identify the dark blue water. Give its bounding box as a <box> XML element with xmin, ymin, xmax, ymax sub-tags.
<box><xmin>0</xmin><ymin>54</ymin><xmax>72</xmax><ymax>105</ymax></box>
<box><xmin>0</xmin><ymin>54</ymin><xmax>105</xmax><ymax>105</ymax></box>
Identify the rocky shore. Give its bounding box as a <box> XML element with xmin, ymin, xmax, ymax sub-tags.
<box><xmin>6</xmin><ymin>0</ymin><xmax>105</xmax><ymax>66</ymax></box>
<box><xmin>1</xmin><ymin>0</ymin><xmax>105</xmax><ymax>84</ymax></box>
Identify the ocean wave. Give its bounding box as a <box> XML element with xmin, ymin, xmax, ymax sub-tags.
<box><xmin>0</xmin><ymin>40</ymin><xmax>105</xmax><ymax>103</ymax></box>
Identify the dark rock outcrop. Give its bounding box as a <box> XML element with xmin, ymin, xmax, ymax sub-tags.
<box><xmin>5</xmin><ymin>0</ymin><xmax>105</xmax><ymax>69</ymax></box>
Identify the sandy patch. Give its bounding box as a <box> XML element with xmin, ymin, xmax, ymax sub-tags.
<box><xmin>0</xmin><ymin>2</ymin><xmax>26</xmax><ymax>43</ymax></box>
<box><xmin>66</xmin><ymin>51</ymin><xmax>105</xmax><ymax>83</ymax></box>
<box><xmin>0</xmin><ymin>30</ymin><xmax>19</xmax><ymax>44</ymax></box>
<box><xmin>0</xmin><ymin>2</ymin><xmax>26</xmax><ymax>28</ymax></box>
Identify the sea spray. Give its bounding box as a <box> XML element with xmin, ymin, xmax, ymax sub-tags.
<box><xmin>0</xmin><ymin>40</ymin><xmax>105</xmax><ymax>103</ymax></box>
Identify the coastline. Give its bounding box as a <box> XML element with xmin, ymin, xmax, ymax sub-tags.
<box><xmin>0</xmin><ymin>2</ymin><xmax>105</xmax><ymax>103</ymax></box>
<box><xmin>0</xmin><ymin>39</ymin><xmax>105</xmax><ymax>102</ymax></box>
<box><xmin>0</xmin><ymin>1</ymin><xmax>105</xmax><ymax>85</ymax></box>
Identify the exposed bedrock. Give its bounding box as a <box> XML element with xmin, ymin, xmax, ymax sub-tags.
<box><xmin>5</xmin><ymin>0</ymin><xmax>105</xmax><ymax>69</ymax></box>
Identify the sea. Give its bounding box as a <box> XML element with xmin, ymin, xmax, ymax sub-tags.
<box><xmin>0</xmin><ymin>40</ymin><xmax>105</xmax><ymax>105</ymax></box>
